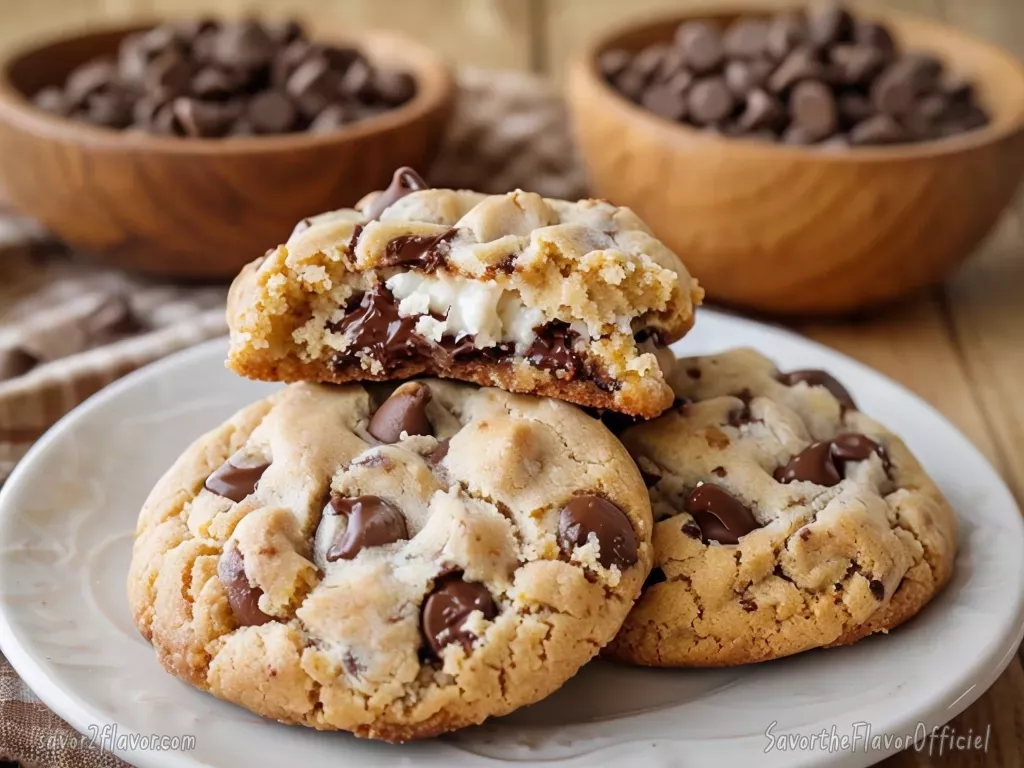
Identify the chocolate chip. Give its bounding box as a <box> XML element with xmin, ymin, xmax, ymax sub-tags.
<box><xmin>81</xmin><ymin>91</ymin><xmax>134</xmax><ymax>129</ymax></box>
<box><xmin>65</xmin><ymin>60</ymin><xmax>118</xmax><ymax>107</ymax></box>
<box><xmin>688</xmin><ymin>77</ymin><xmax>735</xmax><ymax>125</ymax></box>
<box><xmin>737</xmin><ymin>88</ymin><xmax>784</xmax><ymax>132</ymax></box>
<box><xmin>766</xmin><ymin>12</ymin><xmax>808</xmax><ymax>60</ymax></box>
<box><xmin>171</xmin><ymin>97</ymin><xmax>237</xmax><ymax>137</ymax></box>
<box><xmin>723</xmin><ymin>19</ymin><xmax>770</xmax><ymax>60</ymax></box>
<box><xmin>676</xmin><ymin>22</ymin><xmax>725</xmax><ymax>75</ymax></box>
<box><xmin>774</xmin><ymin>441</ymin><xmax>841</xmax><ymax>486</ymax></box>
<box><xmin>740</xmin><ymin>597</ymin><xmax>758</xmax><ymax>613</ymax></box>
<box><xmin>849</xmin><ymin>113</ymin><xmax>906</xmax><ymax>145</ymax></box>
<box><xmin>218</xmin><ymin>546</ymin><xmax>272</xmax><ymax>626</ymax></box>
<box><xmin>428</xmin><ymin>438</ymin><xmax>450</xmax><ymax>465</ymax></box>
<box><xmin>187</xmin><ymin>66</ymin><xmax>233</xmax><ymax>99</ymax></box>
<box><xmin>685</xmin><ymin>483</ymin><xmax>760</xmax><ymax>545</ymax></box>
<box><xmin>790</xmin><ymin>80</ymin><xmax>838</xmax><ymax>142</ymax></box>
<box><xmin>869</xmin><ymin>579</ymin><xmax>885</xmax><ymax>600</ymax></box>
<box><xmin>422</xmin><ymin>574</ymin><xmax>497</xmax><ymax>656</ymax></box>
<box><xmin>381</xmin><ymin>229</ymin><xmax>456</xmax><ymax>271</ymax></box>
<box><xmin>636</xmin><ymin>456</ymin><xmax>663</xmax><ymax>488</ymax></box>
<box><xmin>285</xmin><ymin>54</ymin><xmax>336</xmax><ymax>118</ymax></box>
<box><xmin>525</xmin><ymin>322</ymin><xmax>581</xmax><ymax>376</ymax></box>
<box><xmin>374</xmin><ymin>69</ymin><xmax>417</xmax><ymax>106</ymax></box>
<box><xmin>205</xmin><ymin>454</ymin><xmax>270</xmax><ymax>502</ymax></box>
<box><xmin>854</xmin><ymin>21</ymin><xmax>896</xmax><ymax>58</ymax></box>
<box><xmin>830</xmin><ymin>44</ymin><xmax>886</xmax><ymax>86</ymax></box>
<box><xmin>558</xmin><ymin>495</ymin><xmax>639</xmax><ymax>570</ymax></box>
<box><xmin>42</xmin><ymin>20</ymin><xmax>416</xmax><ymax>138</ymax></box>
<box><xmin>325</xmin><ymin>495</ymin><xmax>409</xmax><ymax>560</ymax></box>
<box><xmin>777</xmin><ymin>369</ymin><xmax>856</xmax><ymax>410</ymax></box>
<box><xmin>32</xmin><ymin>87</ymin><xmax>68</xmax><ymax>115</ymax></box>
<box><xmin>599</xmin><ymin>49</ymin><xmax>632</xmax><ymax>82</ymax></box>
<box><xmin>831</xmin><ymin>432</ymin><xmax>889</xmax><ymax>475</ymax></box>
<box><xmin>334</xmin><ymin>285</ymin><xmax>430</xmax><ymax>370</ymax></box>
<box><xmin>808</xmin><ymin>1</ymin><xmax>854</xmax><ymax>47</ymax></box>
<box><xmin>665</xmin><ymin>69</ymin><xmax>695</xmax><ymax>95</ymax></box>
<box><xmin>368</xmin><ymin>382</ymin><xmax>432</xmax><ymax>444</ymax></box>
<box><xmin>211</xmin><ymin>20</ymin><xmax>276</xmax><ymax>72</ymax></box>
<box><xmin>364</xmin><ymin>166</ymin><xmax>429</xmax><ymax>221</ymax></box>
<box><xmin>783</xmin><ymin>125</ymin><xmax>816</xmax><ymax>145</ymax></box>
<box><xmin>265</xmin><ymin>18</ymin><xmax>304</xmax><ymax>46</ymax></box>
<box><xmin>871</xmin><ymin>54</ymin><xmax>942</xmax><ymax>116</ymax></box>
<box><xmin>246</xmin><ymin>90</ymin><xmax>297</xmax><ymax>134</ymax></box>
<box><xmin>307</xmin><ymin>104</ymin><xmax>352</xmax><ymax>133</ymax></box>
<box><xmin>902</xmin><ymin>93</ymin><xmax>949</xmax><ymax>140</ymax></box>
<box><xmin>614</xmin><ymin>67</ymin><xmax>649</xmax><ymax>102</ymax></box>
<box><xmin>642</xmin><ymin>86</ymin><xmax>688</xmax><ymax>121</ymax></box>
<box><xmin>727</xmin><ymin>390</ymin><xmax>755</xmax><ymax>427</ymax></box>
<box><xmin>712</xmin><ymin>466</ymin><xmax>728</xmax><ymax>478</ymax></box>
<box><xmin>632</xmin><ymin>44</ymin><xmax>670</xmax><ymax>82</ymax></box>
<box><xmin>643</xmin><ymin>567</ymin><xmax>667</xmax><ymax>588</ymax></box>
<box><xmin>681</xmin><ymin>520</ymin><xmax>704</xmax><ymax>540</ymax></box>
<box><xmin>837</xmin><ymin>91</ymin><xmax>876</xmax><ymax>125</ymax></box>
<box><xmin>725</xmin><ymin>59</ymin><xmax>773</xmax><ymax>96</ymax></box>
<box><xmin>768</xmin><ymin>47</ymin><xmax>825</xmax><ymax>94</ymax></box>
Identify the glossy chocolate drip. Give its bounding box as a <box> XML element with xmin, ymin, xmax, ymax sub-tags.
<box><xmin>335</xmin><ymin>285</ymin><xmax>432</xmax><ymax>370</ymax></box>
<box><xmin>364</xmin><ymin>167</ymin><xmax>429</xmax><ymax>221</ymax></box>
<box><xmin>525</xmin><ymin>322</ymin><xmax>580</xmax><ymax>376</ymax></box>
<box><xmin>382</xmin><ymin>229</ymin><xmax>457</xmax><ymax>272</ymax></box>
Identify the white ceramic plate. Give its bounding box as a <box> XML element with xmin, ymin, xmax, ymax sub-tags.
<box><xmin>1</xmin><ymin>310</ymin><xmax>1022</xmax><ymax>768</ymax></box>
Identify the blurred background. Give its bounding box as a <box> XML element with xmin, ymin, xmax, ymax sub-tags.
<box><xmin>2</xmin><ymin>0</ymin><xmax>1021</xmax><ymax>79</ymax></box>
<box><xmin>0</xmin><ymin>4</ymin><xmax>1022</xmax><ymax>767</ymax></box>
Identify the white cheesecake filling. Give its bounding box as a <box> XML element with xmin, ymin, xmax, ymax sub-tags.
<box><xmin>385</xmin><ymin>272</ymin><xmax>547</xmax><ymax>348</ymax></box>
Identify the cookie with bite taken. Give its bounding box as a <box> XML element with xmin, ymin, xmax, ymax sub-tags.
<box><xmin>225</xmin><ymin>168</ymin><xmax>702</xmax><ymax>418</ymax></box>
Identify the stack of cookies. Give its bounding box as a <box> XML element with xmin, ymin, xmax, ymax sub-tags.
<box><xmin>128</xmin><ymin>168</ymin><xmax>956</xmax><ymax>741</ymax></box>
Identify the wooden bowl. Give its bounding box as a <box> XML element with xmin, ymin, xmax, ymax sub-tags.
<box><xmin>0</xmin><ymin>24</ymin><xmax>454</xmax><ymax>279</ymax></box>
<box><xmin>568</xmin><ymin>6</ymin><xmax>1024</xmax><ymax>315</ymax></box>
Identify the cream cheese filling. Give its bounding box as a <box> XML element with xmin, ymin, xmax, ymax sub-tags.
<box><xmin>384</xmin><ymin>272</ymin><xmax>548</xmax><ymax>348</ymax></box>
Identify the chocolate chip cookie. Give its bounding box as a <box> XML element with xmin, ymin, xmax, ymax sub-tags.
<box><xmin>226</xmin><ymin>168</ymin><xmax>703</xmax><ymax>418</ymax></box>
<box><xmin>128</xmin><ymin>379</ymin><xmax>652</xmax><ymax>740</ymax></box>
<box><xmin>603</xmin><ymin>348</ymin><xmax>956</xmax><ymax>667</ymax></box>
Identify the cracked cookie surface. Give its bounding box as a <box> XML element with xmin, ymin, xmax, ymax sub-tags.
<box><xmin>604</xmin><ymin>348</ymin><xmax>956</xmax><ymax>667</ymax></box>
<box><xmin>128</xmin><ymin>379</ymin><xmax>652</xmax><ymax>740</ymax></box>
<box><xmin>226</xmin><ymin>168</ymin><xmax>702</xmax><ymax>418</ymax></box>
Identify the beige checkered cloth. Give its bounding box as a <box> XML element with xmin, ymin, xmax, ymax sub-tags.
<box><xmin>0</xmin><ymin>68</ymin><xmax>585</xmax><ymax>768</ymax></box>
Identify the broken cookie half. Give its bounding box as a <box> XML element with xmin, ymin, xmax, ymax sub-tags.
<box><xmin>227</xmin><ymin>168</ymin><xmax>703</xmax><ymax>418</ymax></box>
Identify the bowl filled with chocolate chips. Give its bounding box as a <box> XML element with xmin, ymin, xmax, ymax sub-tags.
<box><xmin>568</xmin><ymin>1</ymin><xmax>1024</xmax><ymax>315</ymax></box>
<box><xmin>0</xmin><ymin>18</ymin><xmax>453</xmax><ymax>278</ymax></box>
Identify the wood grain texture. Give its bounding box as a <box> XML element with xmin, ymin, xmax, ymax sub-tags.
<box><xmin>566</xmin><ymin>8</ymin><xmax>1024</xmax><ymax>315</ymax></box>
<box><xmin>944</xmin><ymin>204</ymin><xmax>1024</xmax><ymax>505</ymax></box>
<box><xmin>797</xmin><ymin>294</ymin><xmax>1001</xmax><ymax>463</ymax></box>
<box><xmin>0</xmin><ymin>27</ymin><xmax>454</xmax><ymax>278</ymax></box>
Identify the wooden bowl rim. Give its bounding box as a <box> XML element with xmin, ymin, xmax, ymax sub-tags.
<box><xmin>0</xmin><ymin>21</ymin><xmax>455</xmax><ymax>155</ymax></box>
<box><xmin>571</xmin><ymin>3</ymin><xmax>1024</xmax><ymax>162</ymax></box>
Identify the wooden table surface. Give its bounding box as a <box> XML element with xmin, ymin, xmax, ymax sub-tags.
<box><xmin>1</xmin><ymin>0</ymin><xmax>1022</xmax><ymax>765</ymax></box>
<box><xmin>791</xmin><ymin>197</ymin><xmax>1024</xmax><ymax>767</ymax></box>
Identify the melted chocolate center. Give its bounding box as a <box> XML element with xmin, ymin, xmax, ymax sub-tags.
<box><xmin>330</xmin><ymin>287</ymin><xmax>586</xmax><ymax>377</ymax></box>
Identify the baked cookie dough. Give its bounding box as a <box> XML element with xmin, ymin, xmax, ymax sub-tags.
<box><xmin>128</xmin><ymin>379</ymin><xmax>652</xmax><ymax>740</ymax></box>
<box><xmin>604</xmin><ymin>348</ymin><xmax>956</xmax><ymax>667</ymax></box>
<box><xmin>226</xmin><ymin>168</ymin><xmax>702</xmax><ymax>418</ymax></box>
